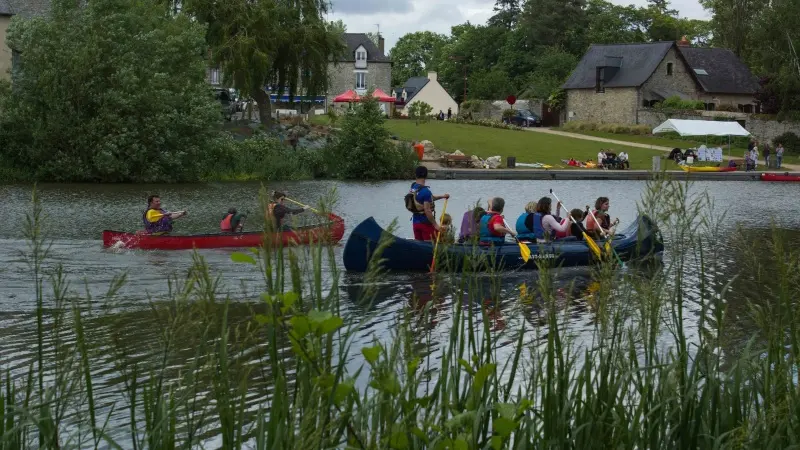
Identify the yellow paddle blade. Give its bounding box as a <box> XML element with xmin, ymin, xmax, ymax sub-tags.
<box><xmin>584</xmin><ymin>233</ymin><xmax>602</xmax><ymax>258</ymax></box>
<box><xmin>518</xmin><ymin>241</ymin><xmax>531</xmax><ymax>262</ymax></box>
<box><xmin>604</xmin><ymin>239</ymin><xmax>612</xmax><ymax>255</ymax></box>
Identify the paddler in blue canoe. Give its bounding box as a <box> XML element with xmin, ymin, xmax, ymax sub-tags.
<box><xmin>143</xmin><ymin>194</ymin><xmax>187</xmax><ymax>235</ymax></box>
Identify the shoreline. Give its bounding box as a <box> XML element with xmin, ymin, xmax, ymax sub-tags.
<box><xmin>429</xmin><ymin>168</ymin><xmax>796</xmax><ymax>181</ymax></box>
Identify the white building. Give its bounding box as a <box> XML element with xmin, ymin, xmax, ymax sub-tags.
<box><xmin>393</xmin><ymin>72</ymin><xmax>458</xmax><ymax>117</ymax></box>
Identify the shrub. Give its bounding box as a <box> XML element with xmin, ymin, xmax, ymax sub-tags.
<box><xmin>460</xmin><ymin>99</ymin><xmax>483</xmax><ymax>114</ymax></box>
<box><xmin>773</xmin><ymin>132</ymin><xmax>800</xmax><ymax>154</ymax></box>
<box><xmin>408</xmin><ymin>101</ymin><xmax>434</xmax><ymax>124</ymax></box>
<box><xmin>205</xmin><ymin>134</ymin><xmax>320</xmax><ymax>180</ymax></box>
<box><xmin>660</xmin><ymin>96</ymin><xmax>704</xmax><ymax>111</ymax></box>
<box><xmin>327</xmin><ymin>107</ymin><xmax>339</xmax><ymax>126</ymax></box>
<box><xmin>328</xmin><ymin>96</ymin><xmax>417</xmax><ymax>180</ymax></box>
<box><xmin>502</xmin><ymin>109</ymin><xmax>515</xmax><ymax>119</ymax></box>
<box><xmin>450</xmin><ymin>117</ymin><xmax>524</xmax><ymax>131</ymax></box>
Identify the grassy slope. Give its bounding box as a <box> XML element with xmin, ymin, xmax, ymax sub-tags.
<box><xmin>385</xmin><ymin>120</ymin><xmax>665</xmax><ymax>170</ymax></box>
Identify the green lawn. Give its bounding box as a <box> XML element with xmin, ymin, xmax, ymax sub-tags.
<box><xmin>558</xmin><ymin>129</ymin><xmax>749</xmax><ymax>153</ymax></box>
<box><xmin>385</xmin><ymin>120</ymin><xmax>666</xmax><ymax>170</ymax></box>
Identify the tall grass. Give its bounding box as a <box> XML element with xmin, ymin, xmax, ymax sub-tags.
<box><xmin>2</xmin><ymin>178</ymin><xmax>800</xmax><ymax>448</ymax></box>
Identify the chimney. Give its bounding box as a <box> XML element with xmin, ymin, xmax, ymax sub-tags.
<box><xmin>428</xmin><ymin>71</ymin><xmax>438</xmax><ymax>82</ymax></box>
<box><xmin>678</xmin><ymin>35</ymin><xmax>691</xmax><ymax>47</ymax></box>
<box><xmin>378</xmin><ymin>35</ymin><xmax>385</xmax><ymax>55</ymax></box>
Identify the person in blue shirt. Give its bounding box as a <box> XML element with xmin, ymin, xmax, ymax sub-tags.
<box><xmin>406</xmin><ymin>166</ymin><xmax>450</xmax><ymax>241</ymax></box>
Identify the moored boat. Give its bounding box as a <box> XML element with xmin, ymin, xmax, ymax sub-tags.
<box><xmin>680</xmin><ymin>165</ymin><xmax>737</xmax><ymax>173</ymax></box>
<box><xmin>760</xmin><ymin>173</ymin><xmax>800</xmax><ymax>182</ymax></box>
<box><xmin>342</xmin><ymin>215</ymin><xmax>663</xmax><ymax>272</ymax></box>
<box><xmin>103</xmin><ymin>214</ymin><xmax>345</xmax><ymax>250</ymax></box>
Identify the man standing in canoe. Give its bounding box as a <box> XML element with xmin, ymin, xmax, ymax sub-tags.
<box><xmin>268</xmin><ymin>191</ymin><xmax>308</xmax><ymax>231</ymax></box>
<box><xmin>143</xmin><ymin>195</ymin><xmax>187</xmax><ymax>234</ymax></box>
<box><xmin>406</xmin><ymin>166</ymin><xmax>450</xmax><ymax>241</ymax></box>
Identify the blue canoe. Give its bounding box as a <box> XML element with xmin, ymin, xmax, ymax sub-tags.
<box><xmin>342</xmin><ymin>215</ymin><xmax>664</xmax><ymax>272</ymax></box>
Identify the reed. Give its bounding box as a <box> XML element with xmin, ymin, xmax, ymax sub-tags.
<box><xmin>2</xmin><ymin>179</ymin><xmax>800</xmax><ymax>449</ymax></box>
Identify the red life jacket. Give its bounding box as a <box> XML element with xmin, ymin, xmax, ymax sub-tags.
<box><xmin>220</xmin><ymin>213</ymin><xmax>233</xmax><ymax>232</ymax></box>
<box><xmin>555</xmin><ymin>218</ymin><xmax>571</xmax><ymax>239</ymax></box>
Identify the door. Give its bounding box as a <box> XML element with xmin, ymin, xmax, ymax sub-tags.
<box><xmin>541</xmin><ymin>103</ymin><xmax>561</xmax><ymax>127</ymax></box>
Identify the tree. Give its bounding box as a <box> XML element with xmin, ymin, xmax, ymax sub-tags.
<box><xmin>518</xmin><ymin>0</ymin><xmax>588</xmax><ymax>55</ymax></box>
<box><xmin>388</xmin><ymin>32</ymin><xmax>449</xmax><ymax>86</ymax></box>
<box><xmin>522</xmin><ymin>47</ymin><xmax>579</xmax><ymax>100</ymax></box>
<box><xmin>0</xmin><ymin>0</ymin><xmax>220</xmax><ymax>182</ymax></box>
<box><xmin>699</xmin><ymin>0</ymin><xmax>766</xmax><ymax>56</ymax></box>
<box><xmin>329</xmin><ymin>19</ymin><xmax>347</xmax><ymax>35</ymax></box>
<box><xmin>408</xmin><ymin>101</ymin><xmax>434</xmax><ymax>124</ymax></box>
<box><xmin>488</xmin><ymin>0</ymin><xmax>522</xmax><ymax>28</ymax></box>
<box><xmin>183</xmin><ymin>0</ymin><xmax>345</xmax><ymax>127</ymax></box>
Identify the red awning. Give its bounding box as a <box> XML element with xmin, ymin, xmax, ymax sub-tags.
<box><xmin>371</xmin><ymin>88</ymin><xmax>396</xmax><ymax>103</ymax></box>
<box><xmin>333</xmin><ymin>89</ymin><xmax>361</xmax><ymax>102</ymax></box>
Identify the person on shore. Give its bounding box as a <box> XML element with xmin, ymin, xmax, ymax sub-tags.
<box><xmin>619</xmin><ymin>151</ymin><xmax>630</xmax><ymax>169</ymax></box>
<box><xmin>751</xmin><ymin>142</ymin><xmax>759</xmax><ymax>169</ymax></box>
<box><xmin>220</xmin><ymin>208</ymin><xmax>246</xmax><ymax>233</ymax></box>
<box><xmin>586</xmin><ymin>197</ymin><xmax>619</xmax><ymax>238</ymax></box>
<box><xmin>776</xmin><ymin>142</ymin><xmax>785</xmax><ymax>169</ymax></box>
<box><xmin>479</xmin><ymin>197</ymin><xmax>515</xmax><ymax>245</ymax></box>
<box><xmin>406</xmin><ymin>165</ymin><xmax>450</xmax><ymax>241</ymax></box>
<box><xmin>268</xmin><ymin>191</ymin><xmax>307</xmax><ymax>231</ymax></box>
<box><xmin>763</xmin><ymin>142</ymin><xmax>771</xmax><ymax>168</ymax></box>
<box><xmin>597</xmin><ymin>150</ymin><xmax>606</xmax><ymax>168</ymax></box>
<box><xmin>143</xmin><ymin>195</ymin><xmax>187</xmax><ymax>235</ymax></box>
<box><xmin>458</xmin><ymin>206</ymin><xmax>486</xmax><ymax>244</ymax></box>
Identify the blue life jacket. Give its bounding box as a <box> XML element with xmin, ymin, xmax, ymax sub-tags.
<box><xmin>532</xmin><ymin>212</ymin><xmax>556</xmax><ymax>241</ymax></box>
<box><xmin>479</xmin><ymin>212</ymin><xmax>505</xmax><ymax>244</ymax></box>
<box><xmin>143</xmin><ymin>208</ymin><xmax>173</xmax><ymax>234</ymax></box>
<box><xmin>515</xmin><ymin>213</ymin><xmax>536</xmax><ymax>240</ymax></box>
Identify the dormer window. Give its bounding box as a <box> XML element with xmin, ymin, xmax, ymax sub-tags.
<box><xmin>356</xmin><ymin>50</ymin><xmax>367</xmax><ymax>61</ymax></box>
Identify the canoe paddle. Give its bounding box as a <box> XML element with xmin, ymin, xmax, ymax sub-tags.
<box><xmin>502</xmin><ymin>218</ymin><xmax>531</xmax><ymax>263</ymax></box>
<box><xmin>284</xmin><ymin>197</ymin><xmax>322</xmax><ymax>214</ymax></box>
<box><xmin>549</xmin><ymin>189</ymin><xmax>603</xmax><ymax>259</ymax></box>
<box><xmin>429</xmin><ymin>198</ymin><xmax>449</xmax><ymax>273</ymax></box>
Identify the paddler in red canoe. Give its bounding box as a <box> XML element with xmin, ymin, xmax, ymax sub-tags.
<box><xmin>143</xmin><ymin>194</ymin><xmax>187</xmax><ymax>235</ymax></box>
<box><xmin>268</xmin><ymin>191</ymin><xmax>309</xmax><ymax>231</ymax></box>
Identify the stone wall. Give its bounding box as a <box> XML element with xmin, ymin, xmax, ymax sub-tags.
<box><xmin>326</xmin><ymin>61</ymin><xmax>392</xmax><ymax>108</ymax></box>
<box><xmin>467</xmin><ymin>99</ymin><xmax>543</xmax><ymax>120</ymax></box>
<box><xmin>637</xmin><ymin>109</ymin><xmax>800</xmax><ymax>144</ymax></box>
<box><xmin>641</xmin><ymin>47</ymin><xmax>699</xmax><ymax>103</ymax></box>
<box><xmin>565</xmin><ymin>87</ymin><xmax>638</xmax><ymax>124</ymax></box>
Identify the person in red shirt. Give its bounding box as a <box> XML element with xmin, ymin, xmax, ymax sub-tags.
<box><xmin>478</xmin><ymin>197</ymin><xmax>516</xmax><ymax>244</ymax></box>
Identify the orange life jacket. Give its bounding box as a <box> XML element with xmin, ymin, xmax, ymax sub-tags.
<box><xmin>220</xmin><ymin>213</ymin><xmax>233</xmax><ymax>232</ymax></box>
<box><xmin>266</xmin><ymin>202</ymin><xmax>278</xmax><ymax>228</ymax></box>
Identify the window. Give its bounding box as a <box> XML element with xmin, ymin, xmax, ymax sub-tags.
<box><xmin>595</xmin><ymin>67</ymin><xmax>605</xmax><ymax>93</ymax></box>
<box><xmin>209</xmin><ymin>68</ymin><xmax>221</xmax><ymax>85</ymax></box>
<box><xmin>694</xmin><ymin>68</ymin><xmax>708</xmax><ymax>75</ymax></box>
<box><xmin>356</xmin><ymin>72</ymin><xmax>366</xmax><ymax>90</ymax></box>
<box><xmin>356</xmin><ymin>50</ymin><xmax>367</xmax><ymax>61</ymax></box>
<box><xmin>667</xmin><ymin>62</ymin><xmax>673</xmax><ymax>76</ymax></box>
<box><xmin>738</xmin><ymin>104</ymin><xmax>753</xmax><ymax>114</ymax></box>
<box><xmin>705</xmin><ymin>103</ymin><xmax>716</xmax><ymax>111</ymax></box>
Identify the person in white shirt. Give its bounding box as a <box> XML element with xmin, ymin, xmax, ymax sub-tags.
<box><xmin>597</xmin><ymin>151</ymin><xmax>606</xmax><ymax>167</ymax></box>
<box><xmin>751</xmin><ymin>143</ymin><xmax>759</xmax><ymax>169</ymax></box>
<box><xmin>534</xmin><ymin>197</ymin><xmax>570</xmax><ymax>243</ymax></box>
<box><xmin>618</xmin><ymin>151</ymin><xmax>629</xmax><ymax>169</ymax></box>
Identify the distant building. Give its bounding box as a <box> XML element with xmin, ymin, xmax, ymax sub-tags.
<box><xmin>392</xmin><ymin>72</ymin><xmax>458</xmax><ymax>117</ymax></box>
<box><xmin>326</xmin><ymin>33</ymin><xmax>392</xmax><ymax>113</ymax></box>
<box><xmin>0</xmin><ymin>0</ymin><xmax>51</xmax><ymax>81</ymax></box>
<box><xmin>562</xmin><ymin>37</ymin><xmax>761</xmax><ymax>124</ymax></box>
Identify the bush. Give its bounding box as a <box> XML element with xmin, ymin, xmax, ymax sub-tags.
<box><xmin>205</xmin><ymin>134</ymin><xmax>321</xmax><ymax>181</ymax></box>
<box><xmin>564</xmin><ymin>121</ymin><xmax>650</xmax><ymax>135</ymax></box>
<box><xmin>0</xmin><ymin>0</ymin><xmax>220</xmax><ymax>182</ymax></box>
<box><xmin>715</xmin><ymin>103</ymin><xmax>739</xmax><ymax>112</ymax></box>
<box><xmin>450</xmin><ymin>117</ymin><xmax>524</xmax><ymax>131</ymax></box>
<box><xmin>773</xmin><ymin>132</ymin><xmax>800</xmax><ymax>154</ymax></box>
<box><xmin>660</xmin><ymin>96</ymin><xmax>704</xmax><ymax>111</ymax></box>
<box><xmin>408</xmin><ymin>101</ymin><xmax>434</xmax><ymax>124</ymax></box>
<box><xmin>502</xmin><ymin>109</ymin><xmax>515</xmax><ymax>119</ymax></box>
<box><xmin>328</xmin><ymin>96</ymin><xmax>417</xmax><ymax>180</ymax></box>
<box><xmin>460</xmin><ymin>99</ymin><xmax>483</xmax><ymax>114</ymax></box>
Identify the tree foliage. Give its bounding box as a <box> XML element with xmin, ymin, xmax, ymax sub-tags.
<box><xmin>183</xmin><ymin>0</ymin><xmax>345</xmax><ymax>126</ymax></box>
<box><xmin>0</xmin><ymin>0</ymin><xmax>221</xmax><ymax>182</ymax></box>
<box><xmin>408</xmin><ymin>101</ymin><xmax>434</xmax><ymax>124</ymax></box>
<box><xmin>388</xmin><ymin>32</ymin><xmax>449</xmax><ymax>87</ymax></box>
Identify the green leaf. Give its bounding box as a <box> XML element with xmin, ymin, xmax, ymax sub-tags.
<box><xmin>493</xmin><ymin>417</ymin><xmax>517</xmax><ymax>438</ymax></box>
<box><xmin>490</xmin><ymin>435</ymin><xmax>503</xmax><ymax>450</ymax></box>
<box><xmin>362</xmin><ymin>345</ymin><xmax>382</xmax><ymax>365</ymax></box>
<box><xmin>289</xmin><ymin>315</ymin><xmax>311</xmax><ymax>339</ymax></box>
<box><xmin>496</xmin><ymin>402</ymin><xmax>516</xmax><ymax>420</ymax></box>
<box><xmin>230</xmin><ymin>252</ymin><xmax>256</xmax><ymax>265</ymax></box>
<box><xmin>319</xmin><ymin>316</ymin><xmax>344</xmax><ymax>334</ymax></box>
<box><xmin>458</xmin><ymin>359</ymin><xmax>474</xmax><ymax>375</ymax></box>
<box><xmin>308</xmin><ymin>309</ymin><xmax>332</xmax><ymax>324</ymax></box>
<box><xmin>389</xmin><ymin>431</ymin><xmax>409</xmax><ymax>449</ymax></box>
<box><xmin>254</xmin><ymin>314</ymin><xmax>272</xmax><ymax>325</ymax></box>
<box><xmin>280</xmin><ymin>291</ymin><xmax>299</xmax><ymax>313</ymax></box>
<box><xmin>474</xmin><ymin>363</ymin><xmax>496</xmax><ymax>391</ymax></box>
<box><xmin>445</xmin><ymin>411</ymin><xmax>476</xmax><ymax>430</ymax></box>
<box><xmin>454</xmin><ymin>437</ymin><xmax>468</xmax><ymax>450</ymax></box>
<box><xmin>333</xmin><ymin>380</ymin><xmax>354</xmax><ymax>405</ymax></box>
<box><xmin>410</xmin><ymin>427</ymin><xmax>428</xmax><ymax>444</ymax></box>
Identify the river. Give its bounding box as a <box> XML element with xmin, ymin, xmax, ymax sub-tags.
<box><xmin>0</xmin><ymin>179</ymin><xmax>796</xmax><ymax>444</ymax></box>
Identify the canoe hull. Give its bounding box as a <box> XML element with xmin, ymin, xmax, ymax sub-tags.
<box><xmin>760</xmin><ymin>173</ymin><xmax>800</xmax><ymax>182</ymax></box>
<box><xmin>103</xmin><ymin>214</ymin><xmax>345</xmax><ymax>250</ymax></box>
<box><xmin>680</xmin><ymin>166</ymin><xmax>737</xmax><ymax>172</ymax></box>
<box><xmin>343</xmin><ymin>215</ymin><xmax>664</xmax><ymax>272</ymax></box>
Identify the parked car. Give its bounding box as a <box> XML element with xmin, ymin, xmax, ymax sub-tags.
<box><xmin>503</xmin><ymin>109</ymin><xmax>542</xmax><ymax>127</ymax></box>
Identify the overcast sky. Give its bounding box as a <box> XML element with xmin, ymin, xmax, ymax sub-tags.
<box><xmin>326</xmin><ymin>0</ymin><xmax>710</xmax><ymax>52</ymax></box>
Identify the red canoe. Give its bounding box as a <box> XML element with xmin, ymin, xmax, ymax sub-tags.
<box><xmin>102</xmin><ymin>214</ymin><xmax>345</xmax><ymax>250</ymax></box>
<box><xmin>760</xmin><ymin>173</ymin><xmax>800</xmax><ymax>182</ymax></box>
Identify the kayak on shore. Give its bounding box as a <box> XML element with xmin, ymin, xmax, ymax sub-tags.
<box><xmin>103</xmin><ymin>214</ymin><xmax>345</xmax><ymax>250</ymax></box>
<box><xmin>679</xmin><ymin>165</ymin><xmax>737</xmax><ymax>173</ymax></box>
<box><xmin>342</xmin><ymin>215</ymin><xmax>663</xmax><ymax>272</ymax></box>
<box><xmin>760</xmin><ymin>173</ymin><xmax>800</xmax><ymax>182</ymax></box>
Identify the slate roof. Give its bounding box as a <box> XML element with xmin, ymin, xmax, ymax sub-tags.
<box><xmin>563</xmin><ymin>42</ymin><xmax>674</xmax><ymax>89</ymax></box>
<box><xmin>677</xmin><ymin>46</ymin><xmax>760</xmax><ymax>94</ymax></box>
<box><xmin>340</xmin><ymin>33</ymin><xmax>389</xmax><ymax>63</ymax></box>
<box><xmin>394</xmin><ymin>76</ymin><xmax>430</xmax><ymax>103</ymax></box>
<box><xmin>2</xmin><ymin>0</ymin><xmax>52</xmax><ymax>17</ymax></box>
<box><xmin>0</xmin><ymin>0</ymin><xmax>12</xmax><ymax>16</ymax></box>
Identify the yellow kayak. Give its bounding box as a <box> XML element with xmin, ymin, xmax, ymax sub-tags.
<box><xmin>680</xmin><ymin>165</ymin><xmax>737</xmax><ymax>173</ymax></box>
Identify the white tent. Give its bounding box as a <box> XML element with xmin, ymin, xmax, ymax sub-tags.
<box><xmin>652</xmin><ymin>119</ymin><xmax>750</xmax><ymax>137</ymax></box>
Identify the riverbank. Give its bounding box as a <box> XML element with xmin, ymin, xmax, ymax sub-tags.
<box><xmin>428</xmin><ymin>167</ymin><xmax>792</xmax><ymax>181</ymax></box>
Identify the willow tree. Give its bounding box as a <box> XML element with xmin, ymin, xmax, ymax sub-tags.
<box><xmin>184</xmin><ymin>0</ymin><xmax>345</xmax><ymax>126</ymax></box>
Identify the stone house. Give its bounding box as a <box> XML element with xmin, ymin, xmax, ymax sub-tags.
<box><xmin>562</xmin><ymin>38</ymin><xmax>761</xmax><ymax>125</ymax></box>
<box><xmin>326</xmin><ymin>33</ymin><xmax>392</xmax><ymax>111</ymax></box>
<box><xmin>0</xmin><ymin>0</ymin><xmax>51</xmax><ymax>81</ymax></box>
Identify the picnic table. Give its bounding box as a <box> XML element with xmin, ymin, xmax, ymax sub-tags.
<box><xmin>442</xmin><ymin>154</ymin><xmax>473</xmax><ymax>168</ymax></box>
